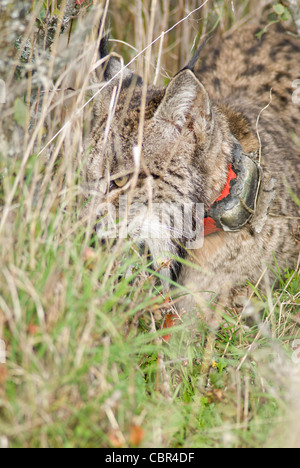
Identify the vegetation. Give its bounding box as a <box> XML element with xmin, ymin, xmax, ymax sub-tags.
<box><xmin>0</xmin><ymin>0</ymin><xmax>299</xmax><ymax>448</ymax></box>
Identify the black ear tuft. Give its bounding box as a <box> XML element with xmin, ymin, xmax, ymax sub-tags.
<box><xmin>183</xmin><ymin>35</ymin><xmax>212</xmax><ymax>72</ymax></box>
<box><xmin>99</xmin><ymin>35</ymin><xmax>110</xmax><ymax>60</ymax></box>
<box><xmin>97</xmin><ymin>34</ymin><xmax>143</xmax><ymax>87</ymax></box>
<box><xmin>99</xmin><ymin>34</ymin><xmax>115</xmax><ymax>82</ymax></box>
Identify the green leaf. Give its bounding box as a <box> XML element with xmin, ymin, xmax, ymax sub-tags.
<box><xmin>281</xmin><ymin>9</ymin><xmax>291</xmax><ymax>21</ymax></box>
<box><xmin>38</xmin><ymin>5</ymin><xmax>47</xmax><ymax>21</ymax></box>
<box><xmin>273</xmin><ymin>4</ymin><xmax>285</xmax><ymax>16</ymax></box>
<box><xmin>14</xmin><ymin>98</ymin><xmax>27</xmax><ymax>128</ymax></box>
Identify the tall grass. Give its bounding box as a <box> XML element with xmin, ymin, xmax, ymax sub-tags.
<box><xmin>0</xmin><ymin>0</ymin><xmax>299</xmax><ymax>448</ymax></box>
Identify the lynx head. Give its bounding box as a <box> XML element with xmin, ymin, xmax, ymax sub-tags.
<box><xmin>85</xmin><ymin>43</ymin><xmax>234</xmax><ymax>279</ymax></box>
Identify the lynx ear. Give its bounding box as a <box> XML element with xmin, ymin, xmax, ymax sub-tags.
<box><xmin>98</xmin><ymin>36</ymin><xmax>142</xmax><ymax>87</ymax></box>
<box><xmin>93</xmin><ymin>36</ymin><xmax>142</xmax><ymax>116</ymax></box>
<box><xmin>154</xmin><ymin>69</ymin><xmax>211</xmax><ymax>131</ymax></box>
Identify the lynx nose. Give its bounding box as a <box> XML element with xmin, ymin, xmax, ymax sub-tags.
<box><xmin>85</xmin><ymin>177</ymin><xmax>109</xmax><ymax>198</ymax></box>
<box><xmin>94</xmin><ymin>202</ymin><xmax>119</xmax><ymax>241</ymax></box>
<box><xmin>95</xmin><ymin>205</ymin><xmax>108</xmax><ymax>232</ymax></box>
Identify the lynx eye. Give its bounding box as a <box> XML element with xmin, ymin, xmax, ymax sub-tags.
<box><xmin>113</xmin><ymin>175</ymin><xmax>130</xmax><ymax>188</ymax></box>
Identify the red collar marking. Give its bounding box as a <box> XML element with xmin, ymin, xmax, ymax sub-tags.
<box><xmin>215</xmin><ymin>164</ymin><xmax>237</xmax><ymax>202</ymax></box>
<box><xmin>203</xmin><ymin>216</ymin><xmax>220</xmax><ymax>236</ymax></box>
<box><xmin>204</xmin><ymin>164</ymin><xmax>237</xmax><ymax>236</ymax></box>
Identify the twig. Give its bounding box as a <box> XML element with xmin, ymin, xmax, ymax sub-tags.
<box><xmin>256</xmin><ymin>89</ymin><xmax>273</xmax><ymax>166</ymax></box>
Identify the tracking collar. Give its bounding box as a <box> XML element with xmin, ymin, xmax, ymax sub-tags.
<box><xmin>204</xmin><ymin>139</ymin><xmax>262</xmax><ymax>236</ymax></box>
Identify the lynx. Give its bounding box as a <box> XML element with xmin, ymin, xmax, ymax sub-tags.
<box><xmin>84</xmin><ymin>22</ymin><xmax>300</xmax><ymax>322</ymax></box>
